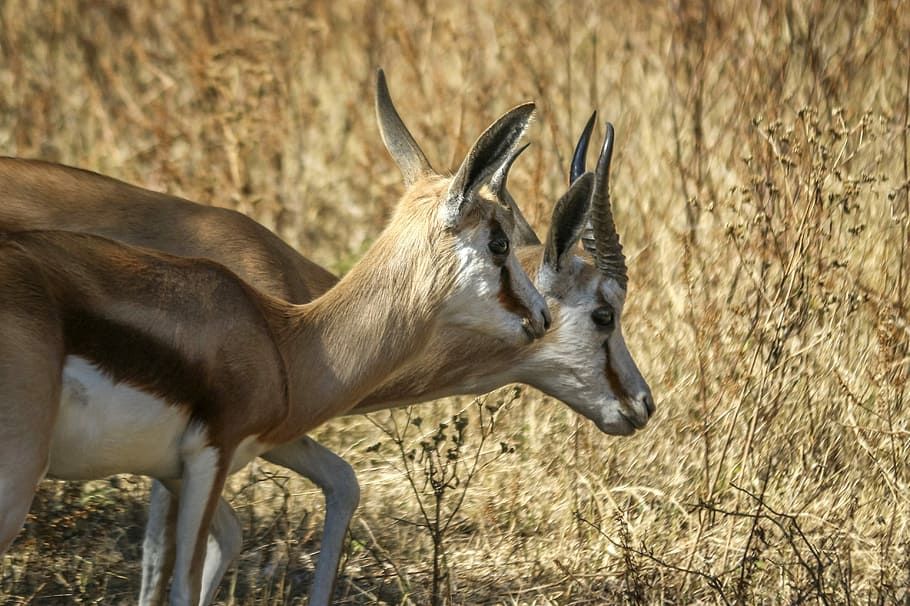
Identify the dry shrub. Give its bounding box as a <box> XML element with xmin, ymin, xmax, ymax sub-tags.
<box><xmin>1</xmin><ymin>1</ymin><xmax>908</xmax><ymax>604</ymax></box>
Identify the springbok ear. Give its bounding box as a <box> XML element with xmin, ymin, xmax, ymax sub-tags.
<box><xmin>543</xmin><ymin>171</ymin><xmax>594</xmax><ymax>272</ymax></box>
<box><xmin>503</xmin><ymin>190</ymin><xmax>542</xmax><ymax>246</ymax></box>
<box><xmin>489</xmin><ymin>143</ymin><xmax>541</xmax><ymax>246</ymax></box>
<box><xmin>375</xmin><ymin>69</ymin><xmax>434</xmax><ymax>186</ymax></box>
<box><xmin>443</xmin><ymin>102</ymin><xmax>536</xmax><ymax>228</ymax></box>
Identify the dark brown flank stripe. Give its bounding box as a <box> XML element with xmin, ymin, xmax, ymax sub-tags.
<box><xmin>0</xmin><ymin>232</ymin><xmax>245</xmax><ymax>594</ymax></box>
<box><xmin>10</xmin><ymin>229</ymin><xmax>291</xmax><ymax>447</ymax></box>
<box><xmin>61</xmin><ymin>308</ymin><xmax>219</xmax><ymax>421</ymax></box>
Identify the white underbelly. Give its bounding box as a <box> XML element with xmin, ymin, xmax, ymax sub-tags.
<box><xmin>49</xmin><ymin>357</ymin><xmax>190</xmax><ymax>480</ymax></box>
<box><xmin>48</xmin><ymin>357</ymin><xmax>272</xmax><ymax>481</ymax></box>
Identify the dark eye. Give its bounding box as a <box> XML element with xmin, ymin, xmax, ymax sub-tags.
<box><xmin>591</xmin><ymin>306</ymin><xmax>614</xmax><ymax>330</ymax></box>
<box><xmin>488</xmin><ymin>238</ymin><xmax>510</xmax><ymax>256</ymax></box>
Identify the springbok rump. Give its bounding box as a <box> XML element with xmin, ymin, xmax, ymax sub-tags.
<box><xmin>0</xmin><ymin>73</ymin><xmax>556</xmax><ymax>606</ymax></box>
<box><xmin>0</xmin><ymin>71</ymin><xmax>653</xmax><ymax>604</ymax></box>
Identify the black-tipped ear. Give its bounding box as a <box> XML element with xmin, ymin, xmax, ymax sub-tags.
<box><xmin>443</xmin><ymin>102</ymin><xmax>535</xmax><ymax>228</ymax></box>
<box><xmin>375</xmin><ymin>68</ymin><xmax>434</xmax><ymax>186</ymax></box>
<box><xmin>544</xmin><ymin>172</ymin><xmax>594</xmax><ymax>272</ymax></box>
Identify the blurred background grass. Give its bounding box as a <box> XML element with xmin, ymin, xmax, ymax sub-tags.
<box><xmin>1</xmin><ymin>1</ymin><xmax>909</xmax><ymax>604</ymax></box>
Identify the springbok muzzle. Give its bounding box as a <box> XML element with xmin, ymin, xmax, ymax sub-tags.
<box><xmin>500</xmin><ymin>260</ymin><xmax>551</xmax><ymax>340</ymax></box>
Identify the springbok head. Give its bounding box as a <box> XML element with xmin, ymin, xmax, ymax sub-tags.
<box><xmin>517</xmin><ymin>113</ymin><xmax>653</xmax><ymax>434</ymax></box>
<box><xmin>374</xmin><ymin>70</ymin><xmax>550</xmax><ymax>344</ymax></box>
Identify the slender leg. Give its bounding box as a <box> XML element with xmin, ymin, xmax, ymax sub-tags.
<box><xmin>198</xmin><ymin>497</ymin><xmax>242</xmax><ymax>606</ymax></box>
<box><xmin>0</xmin><ymin>319</ymin><xmax>61</xmax><ymax>554</ymax></box>
<box><xmin>139</xmin><ymin>480</ymin><xmax>179</xmax><ymax>606</ymax></box>
<box><xmin>0</xmin><ymin>440</ymin><xmax>50</xmax><ymax>554</ymax></box>
<box><xmin>169</xmin><ymin>429</ymin><xmax>229</xmax><ymax>606</ymax></box>
<box><xmin>139</xmin><ymin>436</ymin><xmax>356</xmax><ymax>606</ymax></box>
<box><xmin>140</xmin><ymin>481</ymin><xmax>241</xmax><ymax>606</ymax></box>
<box><xmin>263</xmin><ymin>437</ymin><xmax>360</xmax><ymax>606</ymax></box>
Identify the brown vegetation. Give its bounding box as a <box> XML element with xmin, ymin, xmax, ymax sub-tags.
<box><xmin>1</xmin><ymin>1</ymin><xmax>908</xmax><ymax>603</ymax></box>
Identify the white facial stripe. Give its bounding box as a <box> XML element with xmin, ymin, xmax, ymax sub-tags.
<box><xmin>445</xmin><ymin>215</ymin><xmax>543</xmax><ymax>344</ymax></box>
<box><xmin>521</xmin><ymin>302</ymin><xmax>634</xmax><ymax>435</ymax></box>
<box><xmin>515</xmin><ymin>261</ymin><xmax>651</xmax><ymax>435</ymax></box>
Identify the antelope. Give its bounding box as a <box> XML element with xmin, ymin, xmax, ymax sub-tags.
<box><xmin>0</xmin><ymin>70</ymin><xmax>653</xmax><ymax>602</ymax></box>
<box><xmin>0</xmin><ymin>72</ymin><xmax>559</xmax><ymax>606</ymax></box>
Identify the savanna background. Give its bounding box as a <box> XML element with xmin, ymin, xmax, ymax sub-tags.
<box><xmin>1</xmin><ymin>1</ymin><xmax>909</xmax><ymax>604</ymax></box>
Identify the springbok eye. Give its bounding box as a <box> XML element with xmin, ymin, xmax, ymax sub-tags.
<box><xmin>591</xmin><ymin>306</ymin><xmax>614</xmax><ymax>330</ymax></box>
<box><xmin>488</xmin><ymin>238</ymin><xmax>510</xmax><ymax>256</ymax></box>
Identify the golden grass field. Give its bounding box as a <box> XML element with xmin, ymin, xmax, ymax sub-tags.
<box><xmin>2</xmin><ymin>1</ymin><xmax>909</xmax><ymax>604</ymax></box>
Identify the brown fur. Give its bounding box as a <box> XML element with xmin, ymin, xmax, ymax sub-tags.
<box><xmin>0</xmin><ymin>158</ymin><xmax>338</xmax><ymax>303</ymax></box>
<box><xmin>0</xmin><ymin>131</ymin><xmax>549</xmax><ymax>606</ymax></box>
<box><xmin>0</xmin><ymin>159</ymin><xmax>542</xmax><ymax>410</ymax></box>
<box><xmin>0</xmin><ymin>167</ymin><xmax>528</xmax><ymax>602</ymax></box>
<box><xmin>2</xmin><ymin>231</ymin><xmax>290</xmax><ymax>446</ymax></box>
<box><xmin>0</xmin><ymin>164</ymin><xmax>534</xmax><ymax>443</ymax></box>
<box><xmin>498</xmin><ymin>265</ymin><xmax>533</xmax><ymax>322</ymax></box>
<box><xmin>357</xmin><ymin>246</ymin><xmax>551</xmax><ymax>410</ymax></box>
<box><xmin>0</xmin><ymin>243</ymin><xmax>67</xmax><ymax>554</ymax></box>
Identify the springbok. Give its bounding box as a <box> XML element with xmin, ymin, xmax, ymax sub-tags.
<box><xmin>0</xmin><ymin>73</ymin><xmax>652</xmax><ymax>602</ymax></box>
<box><xmin>0</xmin><ymin>73</ymin><xmax>559</xmax><ymax>606</ymax></box>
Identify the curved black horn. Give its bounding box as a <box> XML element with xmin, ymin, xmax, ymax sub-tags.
<box><xmin>581</xmin><ymin>122</ymin><xmax>628</xmax><ymax>289</ymax></box>
<box><xmin>570</xmin><ymin>111</ymin><xmax>597</xmax><ymax>184</ymax></box>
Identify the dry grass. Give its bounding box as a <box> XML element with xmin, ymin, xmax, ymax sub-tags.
<box><xmin>1</xmin><ymin>1</ymin><xmax>909</xmax><ymax>604</ymax></box>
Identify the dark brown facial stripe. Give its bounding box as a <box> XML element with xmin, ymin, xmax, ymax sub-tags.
<box><xmin>492</xmin><ymin>214</ymin><xmax>534</xmax><ymax>321</ymax></box>
<box><xmin>498</xmin><ymin>265</ymin><xmax>533</xmax><ymax>321</ymax></box>
<box><xmin>604</xmin><ymin>343</ymin><xmax>630</xmax><ymax>402</ymax></box>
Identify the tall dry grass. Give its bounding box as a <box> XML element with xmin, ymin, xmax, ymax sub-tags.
<box><xmin>1</xmin><ymin>1</ymin><xmax>908</xmax><ymax>604</ymax></box>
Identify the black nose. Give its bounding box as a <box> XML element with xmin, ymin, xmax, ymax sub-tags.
<box><xmin>642</xmin><ymin>393</ymin><xmax>655</xmax><ymax>417</ymax></box>
<box><xmin>542</xmin><ymin>308</ymin><xmax>552</xmax><ymax>331</ymax></box>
